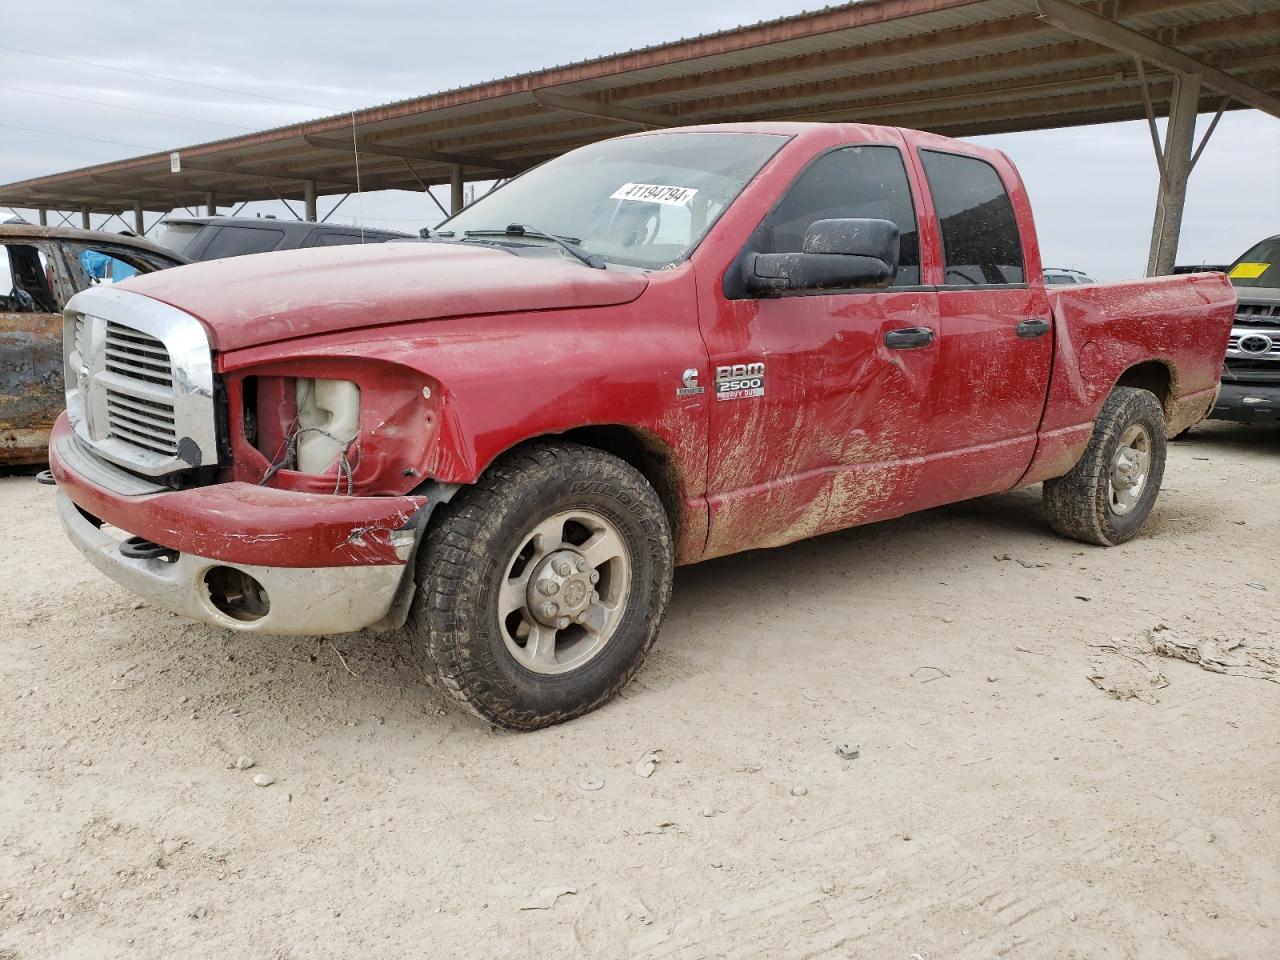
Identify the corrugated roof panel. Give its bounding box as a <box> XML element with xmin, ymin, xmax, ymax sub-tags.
<box><xmin>3</xmin><ymin>0</ymin><xmax>1277</xmax><ymax>209</ymax></box>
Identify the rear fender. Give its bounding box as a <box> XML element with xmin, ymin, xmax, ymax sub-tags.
<box><xmin>1020</xmin><ymin>274</ymin><xmax>1234</xmax><ymax>484</ymax></box>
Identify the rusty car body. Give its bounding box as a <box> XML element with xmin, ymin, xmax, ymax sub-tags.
<box><xmin>0</xmin><ymin>225</ymin><xmax>186</xmax><ymax>465</ymax></box>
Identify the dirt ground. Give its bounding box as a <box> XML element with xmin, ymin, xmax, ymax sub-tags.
<box><xmin>2</xmin><ymin>420</ymin><xmax>1277</xmax><ymax>960</ymax></box>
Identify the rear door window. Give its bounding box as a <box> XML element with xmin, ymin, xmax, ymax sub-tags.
<box><xmin>200</xmin><ymin>226</ymin><xmax>285</xmax><ymax>259</ymax></box>
<box><xmin>920</xmin><ymin>150</ymin><xmax>1024</xmax><ymax>286</ymax></box>
<box><xmin>308</xmin><ymin>231</ymin><xmax>366</xmax><ymax>247</ymax></box>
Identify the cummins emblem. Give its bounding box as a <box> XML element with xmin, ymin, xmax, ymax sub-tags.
<box><xmin>715</xmin><ymin>362</ymin><xmax>765</xmax><ymax>401</ymax></box>
<box><xmin>676</xmin><ymin>368</ymin><xmax>704</xmax><ymax>397</ymax></box>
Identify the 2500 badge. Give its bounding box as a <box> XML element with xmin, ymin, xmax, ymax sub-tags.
<box><xmin>716</xmin><ymin>362</ymin><xmax>765</xmax><ymax>401</ymax></box>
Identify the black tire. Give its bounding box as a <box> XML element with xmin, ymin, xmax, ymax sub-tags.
<box><xmin>1043</xmin><ymin>386</ymin><xmax>1167</xmax><ymax>546</ymax></box>
<box><xmin>408</xmin><ymin>440</ymin><xmax>673</xmax><ymax>730</ymax></box>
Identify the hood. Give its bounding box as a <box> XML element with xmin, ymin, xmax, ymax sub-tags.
<box><xmin>121</xmin><ymin>241</ymin><xmax>649</xmax><ymax>352</ymax></box>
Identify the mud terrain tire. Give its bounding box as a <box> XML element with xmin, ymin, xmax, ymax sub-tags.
<box><xmin>1043</xmin><ymin>386</ymin><xmax>1167</xmax><ymax>546</ymax></box>
<box><xmin>408</xmin><ymin>440</ymin><xmax>673</xmax><ymax>730</ymax></box>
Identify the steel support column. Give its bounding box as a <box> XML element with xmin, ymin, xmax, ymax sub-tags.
<box><xmin>80</xmin><ymin>209</ymin><xmax>90</xmax><ymax>230</ymax></box>
<box><xmin>1146</xmin><ymin>72</ymin><xmax>1201</xmax><ymax>277</ymax></box>
<box><xmin>450</xmin><ymin>165</ymin><xmax>465</xmax><ymax>215</ymax></box>
<box><xmin>205</xmin><ymin>192</ymin><xmax>216</xmax><ymax>216</ymax></box>
<box><xmin>304</xmin><ymin>180</ymin><xmax>318</xmax><ymax>222</ymax></box>
<box><xmin>132</xmin><ymin>201</ymin><xmax>144</xmax><ymax>234</ymax></box>
<box><xmin>37</xmin><ymin>208</ymin><xmax>47</xmax><ymax>226</ymax></box>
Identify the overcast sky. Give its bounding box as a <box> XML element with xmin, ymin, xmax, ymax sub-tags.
<box><xmin>3</xmin><ymin>0</ymin><xmax>1278</xmax><ymax>280</ymax></box>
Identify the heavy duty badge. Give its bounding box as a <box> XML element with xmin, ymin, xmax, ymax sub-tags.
<box><xmin>715</xmin><ymin>362</ymin><xmax>765</xmax><ymax>401</ymax></box>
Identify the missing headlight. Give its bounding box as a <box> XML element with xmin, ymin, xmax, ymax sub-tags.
<box><xmin>294</xmin><ymin>378</ymin><xmax>361</xmax><ymax>474</ymax></box>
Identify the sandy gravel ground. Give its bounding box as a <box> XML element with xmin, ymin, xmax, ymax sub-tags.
<box><xmin>2</xmin><ymin>420</ymin><xmax>1278</xmax><ymax>960</ymax></box>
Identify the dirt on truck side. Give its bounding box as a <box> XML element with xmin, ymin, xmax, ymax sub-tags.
<box><xmin>3</xmin><ymin>420</ymin><xmax>1279</xmax><ymax>958</ymax></box>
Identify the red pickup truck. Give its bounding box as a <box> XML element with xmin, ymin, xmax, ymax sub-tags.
<box><xmin>49</xmin><ymin>122</ymin><xmax>1233</xmax><ymax>729</ymax></box>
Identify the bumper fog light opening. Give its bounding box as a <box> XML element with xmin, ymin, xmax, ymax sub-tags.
<box><xmin>204</xmin><ymin>567</ymin><xmax>271</xmax><ymax>623</ymax></box>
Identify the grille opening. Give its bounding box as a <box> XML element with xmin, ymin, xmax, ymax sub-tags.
<box><xmin>204</xmin><ymin>567</ymin><xmax>270</xmax><ymax>623</ymax></box>
<box><xmin>105</xmin><ymin>387</ymin><xmax>178</xmax><ymax>454</ymax></box>
<box><xmin>1235</xmin><ymin>304</ymin><xmax>1280</xmax><ymax>326</ymax></box>
<box><xmin>104</xmin><ymin>322</ymin><xmax>174</xmax><ymax>387</ymax></box>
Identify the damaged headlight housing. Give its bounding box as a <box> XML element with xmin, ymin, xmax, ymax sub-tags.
<box><xmin>228</xmin><ymin>359</ymin><xmax>441</xmax><ymax>496</ymax></box>
<box><xmin>294</xmin><ymin>378</ymin><xmax>361</xmax><ymax>473</ymax></box>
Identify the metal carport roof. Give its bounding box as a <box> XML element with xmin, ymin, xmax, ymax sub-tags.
<box><xmin>1</xmin><ymin>0</ymin><xmax>1277</xmax><ymax>225</ymax></box>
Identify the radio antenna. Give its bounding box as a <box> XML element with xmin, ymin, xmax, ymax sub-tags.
<box><xmin>350</xmin><ymin>112</ymin><xmax>365</xmax><ymax>243</ymax></box>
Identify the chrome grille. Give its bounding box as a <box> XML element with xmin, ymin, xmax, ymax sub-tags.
<box><xmin>1235</xmin><ymin>303</ymin><xmax>1279</xmax><ymax>326</ymax></box>
<box><xmin>104</xmin><ymin>322</ymin><xmax>174</xmax><ymax>387</ymax></box>
<box><xmin>63</xmin><ymin>286</ymin><xmax>218</xmax><ymax>477</ymax></box>
<box><xmin>105</xmin><ymin>389</ymin><xmax>178</xmax><ymax>454</ymax></box>
<box><xmin>1226</xmin><ymin>329</ymin><xmax>1280</xmax><ymax>360</ymax></box>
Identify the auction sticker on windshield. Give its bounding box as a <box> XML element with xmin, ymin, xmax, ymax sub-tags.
<box><xmin>1229</xmin><ymin>262</ymin><xmax>1270</xmax><ymax>280</ymax></box>
<box><xmin>610</xmin><ymin>183</ymin><xmax>698</xmax><ymax>206</ymax></box>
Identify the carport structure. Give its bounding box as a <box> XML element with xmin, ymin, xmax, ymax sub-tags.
<box><xmin>1</xmin><ymin>0</ymin><xmax>1277</xmax><ymax>274</ymax></box>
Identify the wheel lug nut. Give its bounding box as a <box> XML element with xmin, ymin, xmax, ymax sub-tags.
<box><xmin>588</xmin><ymin>571</ymin><xmax>599</xmax><ymax>584</ymax></box>
<box><xmin>590</xmin><ymin>591</ymin><xmax>599</xmax><ymax>603</ymax></box>
<box><xmin>556</xmin><ymin>616</ymin><xmax>570</xmax><ymax>629</ymax></box>
<box><xmin>575</xmin><ymin>557</ymin><xmax>588</xmax><ymax>572</ymax></box>
<box><xmin>537</xmin><ymin>580</ymin><xmax>559</xmax><ymax>596</ymax></box>
<box><xmin>553</xmin><ymin>560</ymin><xmax>571</xmax><ymax>576</ymax></box>
<box><xmin>541</xmin><ymin>602</ymin><xmax>559</xmax><ymax>619</ymax></box>
<box><xmin>576</xmin><ymin>611</ymin><xmax>587</xmax><ymax>623</ymax></box>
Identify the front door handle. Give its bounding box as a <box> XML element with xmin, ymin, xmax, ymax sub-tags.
<box><xmin>1016</xmin><ymin>318</ymin><xmax>1051</xmax><ymax>338</ymax></box>
<box><xmin>884</xmin><ymin>326</ymin><xmax>934</xmax><ymax>350</ymax></box>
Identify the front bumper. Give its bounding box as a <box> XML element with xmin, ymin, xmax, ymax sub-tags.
<box><xmin>1211</xmin><ymin>382</ymin><xmax>1280</xmax><ymax>423</ymax></box>
<box><xmin>56</xmin><ymin>491</ymin><xmax>408</xmax><ymax>634</ymax></box>
<box><xmin>48</xmin><ymin>414</ymin><xmax>436</xmax><ymax>635</ymax></box>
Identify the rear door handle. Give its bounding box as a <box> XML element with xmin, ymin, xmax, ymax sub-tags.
<box><xmin>1016</xmin><ymin>318</ymin><xmax>1051</xmax><ymax>338</ymax></box>
<box><xmin>884</xmin><ymin>326</ymin><xmax>934</xmax><ymax>350</ymax></box>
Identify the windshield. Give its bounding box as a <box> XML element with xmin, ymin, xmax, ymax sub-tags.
<box><xmin>1229</xmin><ymin>237</ymin><xmax>1280</xmax><ymax>288</ymax></box>
<box><xmin>440</xmin><ymin>131</ymin><xmax>787</xmax><ymax>269</ymax></box>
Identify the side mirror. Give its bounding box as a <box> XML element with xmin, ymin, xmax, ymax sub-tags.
<box><xmin>745</xmin><ymin>218</ymin><xmax>900</xmax><ymax>294</ymax></box>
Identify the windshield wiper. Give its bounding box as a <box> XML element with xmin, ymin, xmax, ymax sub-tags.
<box><xmin>460</xmin><ymin>223</ymin><xmax>606</xmax><ymax>269</ymax></box>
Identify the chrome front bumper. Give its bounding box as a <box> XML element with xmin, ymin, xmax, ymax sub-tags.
<box><xmin>56</xmin><ymin>491</ymin><xmax>412</xmax><ymax>635</ymax></box>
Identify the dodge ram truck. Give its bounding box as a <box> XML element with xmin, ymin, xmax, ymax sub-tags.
<box><xmin>47</xmin><ymin>122</ymin><xmax>1235</xmax><ymax>729</ymax></box>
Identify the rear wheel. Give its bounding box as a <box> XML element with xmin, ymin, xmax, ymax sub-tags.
<box><xmin>408</xmin><ymin>440</ymin><xmax>673</xmax><ymax>730</ymax></box>
<box><xmin>1043</xmin><ymin>387</ymin><xmax>1167</xmax><ymax>546</ymax></box>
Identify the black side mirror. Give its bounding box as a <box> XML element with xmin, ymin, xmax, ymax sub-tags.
<box><xmin>744</xmin><ymin>218</ymin><xmax>900</xmax><ymax>295</ymax></box>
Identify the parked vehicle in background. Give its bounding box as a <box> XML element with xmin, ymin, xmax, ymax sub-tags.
<box><xmin>1043</xmin><ymin>267</ymin><xmax>1095</xmax><ymax>284</ymax></box>
<box><xmin>157</xmin><ymin>216</ymin><xmax>414</xmax><ymax>261</ymax></box>
<box><xmin>1212</xmin><ymin>234</ymin><xmax>1280</xmax><ymax>424</ymax></box>
<box><xmin>1173</xmin><ymin>262</ymin><xmax>1229</xmax><ymax>275</ymax></box>
<box><xmin>1</xmin><ymin>225</ymin><xmax>187</xmax><ymax>466</ymax></box>
<box><xmin>48</xmin><ymin>122</ymin><xmax>1235</xmax><ymax>729</ymax></box>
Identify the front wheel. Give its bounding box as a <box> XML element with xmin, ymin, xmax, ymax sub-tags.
<box><xmin>1043</xmin><ymin>386</ymin><xmax>1168</xmax><ymax>546</ymax></box>
<box><xmin>408</xmin><ymin>440</ymin><xmax>673</xmax><ymax>730</ymax></box>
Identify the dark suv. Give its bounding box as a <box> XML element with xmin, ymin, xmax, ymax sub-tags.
<box><xmin>157</xmin><ymin>216</ymin><xmax>413</xmax><ymax>261</ymax></box>
<box><xmin>1213</xmin><ymin>235</ymin><xmax>1280</xmax><ymax>424</ymax></box>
